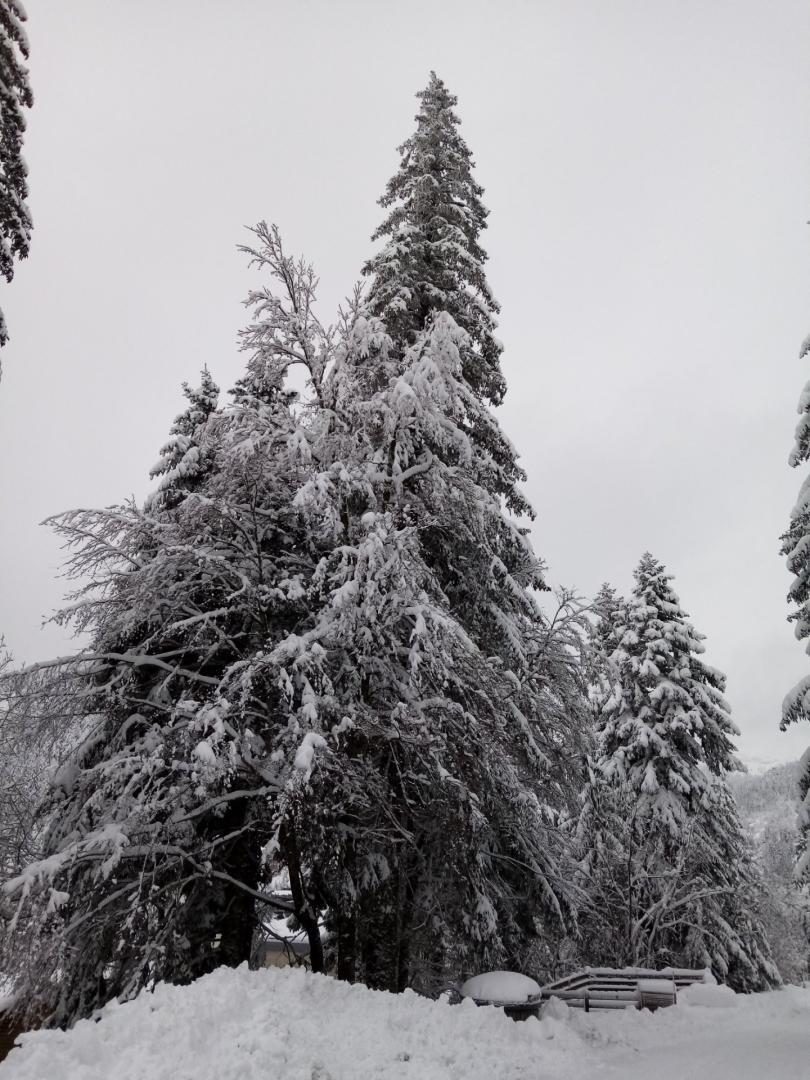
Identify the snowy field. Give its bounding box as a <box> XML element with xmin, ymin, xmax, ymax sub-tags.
<box><xmin>1</xmin><ymin>966</ymin><xmax>808</xmax><ymax>1080</ymax></box>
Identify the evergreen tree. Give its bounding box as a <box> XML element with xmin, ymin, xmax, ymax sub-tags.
<box><xmin>361</xmin><ymin>74</ymin><xmax>545</xmax><ymax>723</ymax></box>
<box><xmin>586</xmin><ymin>582</ymin><xmax>625</xmax><ymax>718</ymax></box>
<box><xmin>0</xmin><ymin>339</ymin><xmax>315</xmax><ymax>1024</ymax></box>
<box><xmin>364</xmin><ymin>72</ymin><xmax>531</xmax><ymax>520</ymax></box>
<box><xmin>0</xmin><ymin>0</ymin><xmax>32</xmax><ymax>351</ymax></box>
<box><xmin>145</xmin><ymin>367</ymin><xmax>219</xmax><ymax>512</ymax></box>
<box><xmin>599</xmin><ymin>553</ymin><xmax>739</xmax><ymax>833</ymax></box>
<box><xmin>571</xmin><ymin>582</ymin><xmax>633</xmax><ymax>968</ymax></box>
<box><xmin>586</xmin><ymin>554</ymin><xmax>777</xmax><ymax>988</ymax></box>
<box><xmin>781</xmin><ymin>332</ymin><xmax>810</xmax><ymax>879</ymax></box>
<box><xmin>591</xmin><ymin>583</ymin><xmax>624</xmax><ymax>647</ymax></box>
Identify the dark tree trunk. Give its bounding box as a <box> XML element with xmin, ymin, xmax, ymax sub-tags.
<box><xmin>281</xmin><ymin>821</ymin><xmax>324</xmax><ymax>974</ymax></box>
<box><xmin>335</xmin><ymin>911</ymin><xmax>357</xmax><ymax>982</ymax></box>
<box><xmin>394</xmin><ymin>865</ymin><xmax>413</xmax><ymax>993</ymax></box>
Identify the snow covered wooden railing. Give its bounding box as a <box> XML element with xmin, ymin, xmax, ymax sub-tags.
<box><xmin>539</xmin><ymin>967</ymin><xmax>709</xmax><ymax>1012</ymax></box>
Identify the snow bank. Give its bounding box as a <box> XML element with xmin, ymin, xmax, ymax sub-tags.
<box><xmin>3</xmin><ymin>966</ymin><xmax>809</xmax><ymax>1080</ymax></box>
<box><xmin>0</xmin><ymin>965</ymin><xmax>586</xmax><ymax>1080</ymax></box>
<box><xmin>678</xmin><ymin>982</ymin><xmax>738</xmax><ymax>1008</ymax></box>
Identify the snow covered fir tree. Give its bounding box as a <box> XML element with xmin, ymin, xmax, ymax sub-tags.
<box><xmin>578</xmin><ymin>555</ymin><xmax>778</xmax><ymax>990</ymax></box>
<box><xmin>0</xmin><ymin>73</ymin><xmax>801</xmax><ymax>1036</ymax></box>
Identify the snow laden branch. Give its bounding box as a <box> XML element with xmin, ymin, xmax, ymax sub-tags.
<box><xmin>238</xmin><ymin>221</ymin><xmax>334</xmax><ymax>403</ymax></box>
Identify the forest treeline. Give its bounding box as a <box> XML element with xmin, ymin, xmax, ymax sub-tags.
<box><xmin>0</xmin><ymin>73</ymin><xmax>808</xmax><ymax>1027</ymax></box>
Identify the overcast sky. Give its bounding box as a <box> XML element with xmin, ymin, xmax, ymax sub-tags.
<box><xmin>1</xmin><ymin>0</ymin><xmax>809</xmax><ymax>766</ymax></box>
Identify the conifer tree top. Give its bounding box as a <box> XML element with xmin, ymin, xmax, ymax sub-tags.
<box><xmin>590</xmin><ymin>581</ymin><xmax>624</xmax><ymax>656</ymax></box>
<box><xmin>598</xmin><ymin>553</ymin><xmax>740</xmax><ymax>834</ymax></box>
<box><xmin>145</xmin><ymin>367</ymin><xmax>220</xmax><ymax>512</ymax></box>
<box><xmin>593</xmin><ymin>582</ymin><xmax>622</xmax><ymax>622</ymax></box>
<box><xmin>364</xmin><ymin>72</ymin><xmax>505</xmax><ymax>406</ymax></box>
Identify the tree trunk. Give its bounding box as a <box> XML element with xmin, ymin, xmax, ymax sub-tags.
<box><xmin>217</xmin><ymin>804</ymin><xmax>260</xmax><ymax>968</ymax></box>
<box><xmin>281</xmin><ymin>821</ymin><xmax>324</xmax><ymax>974</ymax></box>
<box><xmin>336</xmin><ymin>911</ymin><xmax>357</xmax><ymax>982</ymax></box>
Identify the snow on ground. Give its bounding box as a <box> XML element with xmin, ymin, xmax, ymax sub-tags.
<box><xmin>577</xmin><ymin>982</ymin><xmax>810</xmax><ymax>1080</ymax></box>
<box><xmin>1</xmin><ymin>965</ymin><xmax>809</xmax><ymax>1080</ymax></box>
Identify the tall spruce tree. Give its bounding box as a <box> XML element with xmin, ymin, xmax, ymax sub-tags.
<box><xmin>0</xmin><ymin>0</ymin><xmax>32</xmax><ymax>351</ymax></box>
<box><xmin>362</xmin><ymin>74</ymin><xmax>545</xmax><ymax>709</ymax></box>
<box><xmin>781</xmin><ymin>332</ymin><xmax>810</xmax><ymax>878</ymax></box>
<box><xmin>341</xmin><ymin>74</ymin><xmax>593</xmax><ymax>986</ymax></box>
<box><xmin>588</xmin><ymin>554</ymin><xmax>777</xmax><ymax>987</ymax></box>
<box><xmin>364</xmin><ymin>72</ymin><xmax>531</xmax><ymax>521</ymax></box>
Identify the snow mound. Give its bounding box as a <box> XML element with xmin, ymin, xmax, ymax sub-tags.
<box><xmin>0</xmin><ymin>965</ymin><xmax>585</xmax><ymax>1080</ymax></box>
<box><xmin>542</xmin><ymin>995</ymin><xmax>571</xmax><ymax>1021</ymax></box>
<box><xmin>678</xmin><ymin>982</ymin><xmax>738</xmax><ymax>1008</ymax></box>
<box><xmin>459</xmin><ymin>970</ymin><xmax>541</xmax><ymax>1002</ymax></box>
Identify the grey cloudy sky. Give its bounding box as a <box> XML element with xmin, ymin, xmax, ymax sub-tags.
<box><xmin>1</xmin><ymin>0</ymin><xmax>809</xmax><ymax>765</ymax></box>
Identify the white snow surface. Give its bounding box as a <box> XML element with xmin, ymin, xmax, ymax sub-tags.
<box><xmin>678</xmin><ymin>982</ymin><xmax>738</xmax><ymax>1008</ymax></box>
<box><xmin>2</xmin><ymin>965</ymin><xmax>810</xmax><ymax>1080</ymax></box>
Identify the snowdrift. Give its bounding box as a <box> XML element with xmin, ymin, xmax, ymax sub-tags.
<box><xmin>2</xmin><ymin>964</ymin><xmax>809</xmax><ymax>1080</ymax></box>
<box><xmin>0</xmin><ymin>965</ymin><xmax>584</xmax><ymax>1080</ymax></box>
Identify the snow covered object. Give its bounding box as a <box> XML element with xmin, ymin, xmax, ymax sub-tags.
<box><xmin>0</xmin><ymin>0</ymin><xmax>32</xmax><ymax>351</ymax></box>
<box><xmin>145</xmin><ymin>367</ymin><xmax>219</xmax><ymax>512</ymax></box>
<box><xmin>780</xmin><ymin>333</ymin><xmax>810</xmax><ymax>879</ymax></box>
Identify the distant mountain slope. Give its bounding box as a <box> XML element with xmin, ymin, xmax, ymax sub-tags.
<box><xmin>728</xmin><ymin>761</ymin><xmax>799</xmax><ymax>839</ymax></box>
<box><xmin>729</xmin><ymin>761</ymin><xmax>808</xmax><ymax>984</ymax></box>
